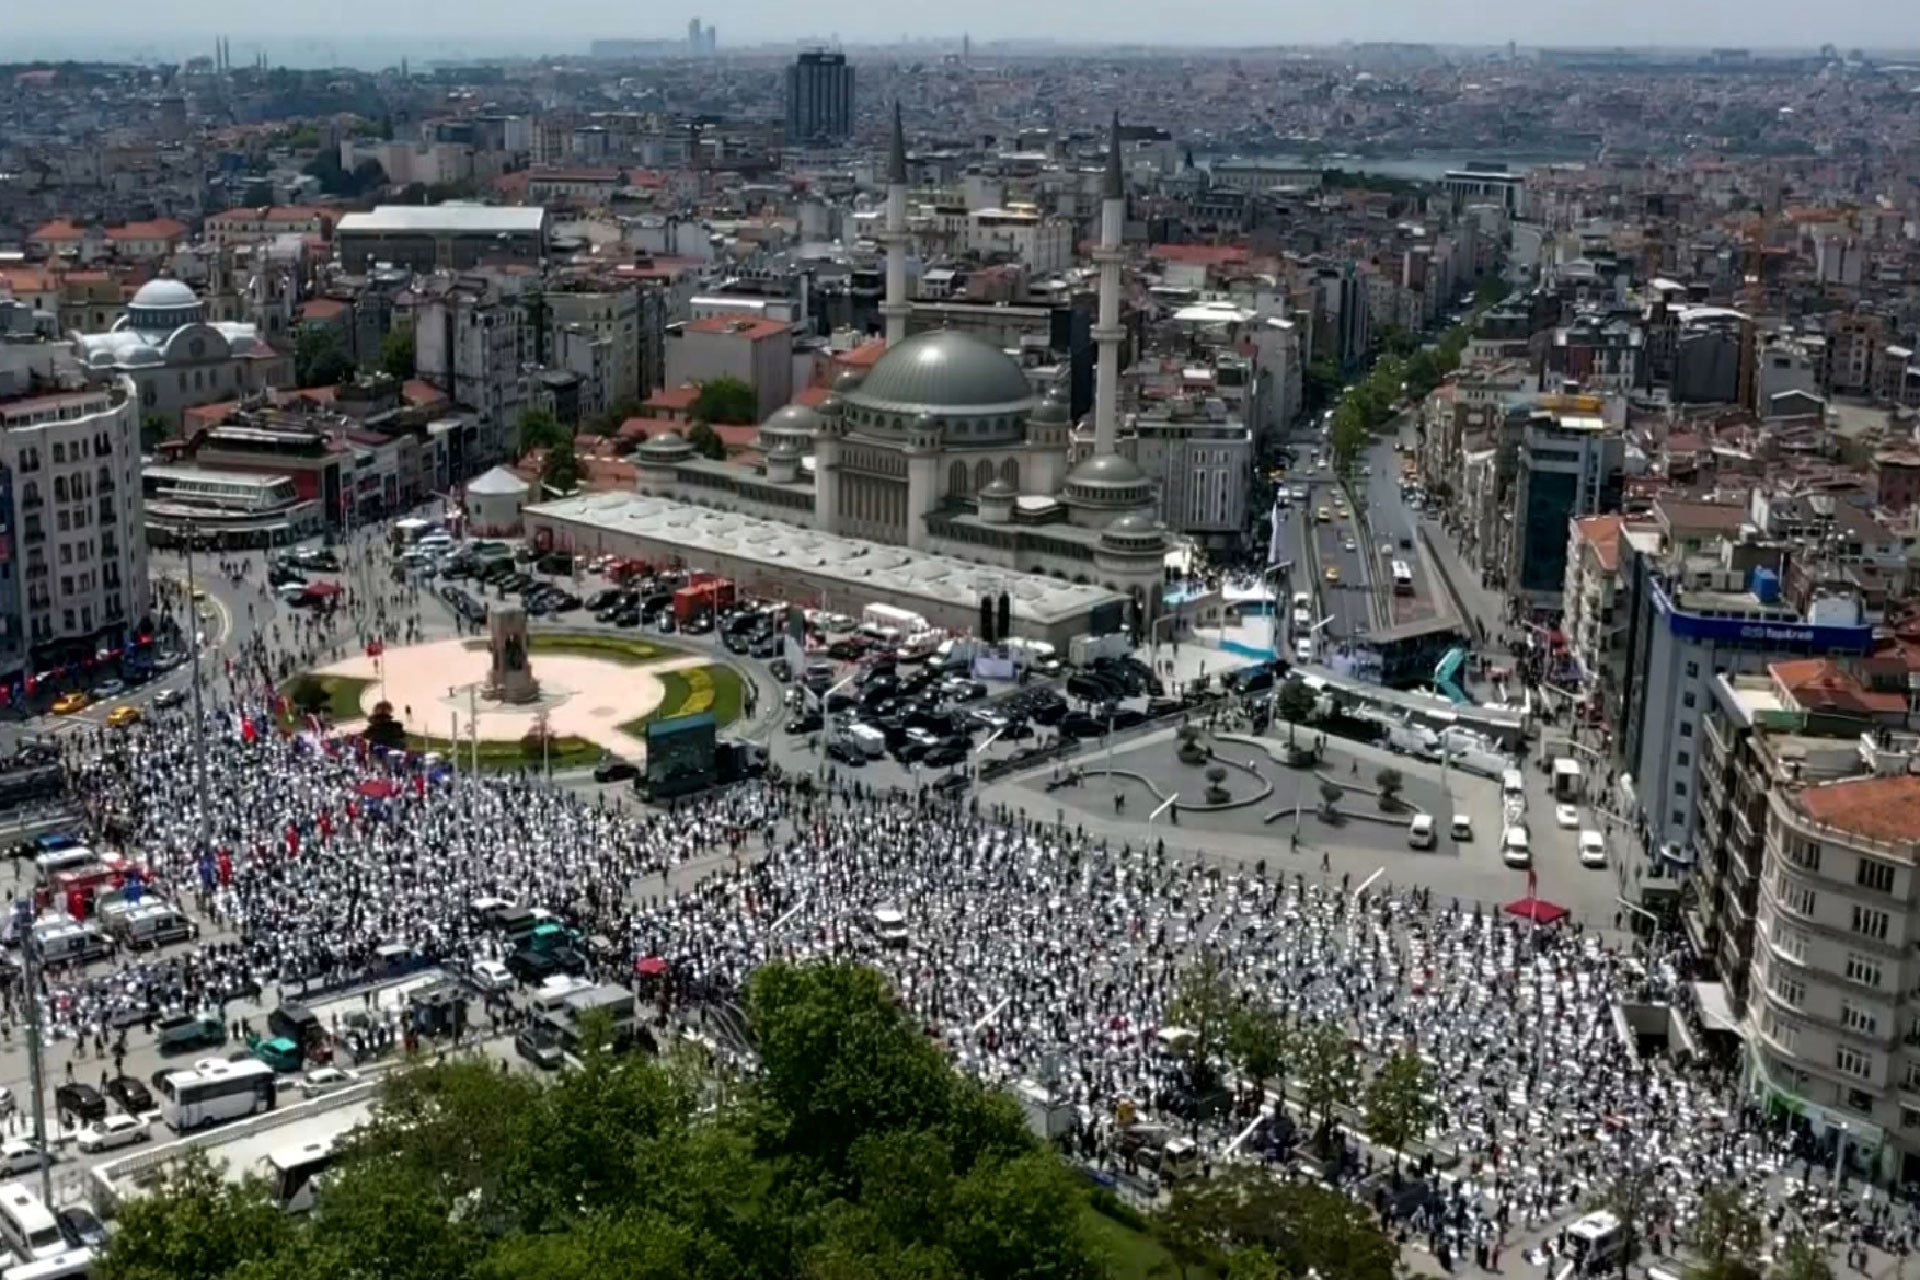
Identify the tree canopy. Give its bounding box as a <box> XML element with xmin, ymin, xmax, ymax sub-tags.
<box><xmin>687</xmin><ymin>421</ymin><xmax>728</xmax><ymax>460</ymax></box>
<box><xmin>540</xmin><ymin>435</ymin><xmax>582</xmax><ymax>494</ymax></box>
<box><xmin>692</xmin><ymin>375</ymin><xmax>759</xmax><ymax>427</ymax></box>
<box><xmin>98</xmin><ymin>962</ymin><xmax>1109</xmax><ymax>1280</ymax></box>
<box><xmin>379</xmin><ymin>328</ymin><xmax>415</xmax><ymax>382</ymax></box>
<box><xmin>293</xmin><ymin>326</ymin><xmax>355</xmax><ymax>389</ymax></box>
<box><xmin>516</xmin><ymin>407</ymin><xmax>568</xmax><ymax>459</ymax></box>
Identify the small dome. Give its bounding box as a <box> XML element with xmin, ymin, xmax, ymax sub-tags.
<box><xmin>1102</xmin><ymin>511</ymin><xmax>1168</xmax><ymax>553</ymax></box>
<box><xmin>763</xmin><ymin>403</ymin><xmax>821</xmax><ymax>434</ymax></box>
<box><xmin>1030</xmin><ymin>390</ymin><xmax>1070</xmax><ymax>426</ymax></box>
<box><xmin>1066</xmin><ymin>453</ymin><xmax>1147</xmax><ymax>488</ymax></box>
<box><xmin>639</xmin><ymin>430</ymin><xmax>695</xmax><ymax>462</ymax></box>
<box><xmin>913</xmin><ymin>412</ymin><xmax>940</xmax><ymax>433</ymax></box>
<box><xmin>818</xmin><ymin>393</ymin><xmax>843</xmax><ymax>417</ymax></box>
<box><xmin>766</xmin><ymin>434</ymin><xmax>805</xmax><ymax>458</ymax></box>
<box><xmin>979</xmin><ymin>478</ymin><xmax>1016</xmax><ymax>499</ymax></box>
<box><xmin>832</xmin><ymin>369</ymin><xmax>865</xmax><ymax>394</ymax></box>
<box><xmin>129</xmin><ymin>278</ymin><xmax>199</xmax><ymax>310</ymax></box>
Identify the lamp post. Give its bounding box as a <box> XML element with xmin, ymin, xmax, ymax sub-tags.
<box><xmin>816</xmin><ymin>672</ymin><xmax>859</xmax><ymax>778</ymax></box>
<box><xmin>971</xmin><ymin>726</ymin><xmax>1004</xmax><ymax>790</ymax></box>
<box><xmin>181</xmin><ymin>518</ymin><xmax>211</xmax><ymax>860</ymax></box>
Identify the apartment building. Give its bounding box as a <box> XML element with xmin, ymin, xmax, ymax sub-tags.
<box><xmin>1748</xmin><ymin>769</ymin><xmax>1920</xmax><ymax>1185</ymax></box>
<box><xmin>662</xmin><ymin>315</ymin><xmax>792</xmax><ymax>422</ymax></box>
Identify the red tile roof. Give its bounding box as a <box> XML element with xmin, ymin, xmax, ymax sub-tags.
<box><xmin>1796</xmin><ymin>774</ymin><xmax>1920</xmax><ymax>845</ymax></box>
<box><xmin>1149</xmin><ymin>243</ymin><xmax>1252</xmax><ymax>267</ymax></box>
<box><xmin>1771</xmin><ymin>659</ymin><xmax>1907</xmax><ymax>717</ymax></box>
<box><xmin>793</xmin><ymin>385</ymin><xmax>833</xmax><ymax>407</ymax></box>
<box><xmin>681</xmin><ymin>314</ymin><xmax>790</xmax><ymax>341</ymax></box>
<box><xmin>1572</xmin><ymin>515</ymin><xmax>1625</xmax><ymax>574</ymax></box>
<box><xmin>644</xmin><ymin>385</ymin><xmax>701</xmax><ymax>412</ymax></box>
<box><xmin>836</xmin><ymin>339</ymin><xmax>889</xmax><ymax>369</ymax></box>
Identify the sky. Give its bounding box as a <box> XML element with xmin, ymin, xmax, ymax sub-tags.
<box><xmin>13</xmin><ymin>0</ymin><xmax>1919</xmax><ymax>64</ymax></box>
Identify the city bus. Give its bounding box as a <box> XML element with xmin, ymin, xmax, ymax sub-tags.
<box><xmin>0</xmin><ymin>1183</ymin><xmax>64</xmax><ymax>1264</ymax></box>
<box><xmin>155</xmin><ymin>1059</ymin><xmax>277</xmax><ymax>1132</ymax></box>
<box><xmin>261</xmin><ymin>1136</ymin><xmax>341</xmax><ymax>1214</ymax></box>
<box><xmin>1390</xmin><ymin>560</ymin><xmax>1415</xmax><ymax>596</ymax></box>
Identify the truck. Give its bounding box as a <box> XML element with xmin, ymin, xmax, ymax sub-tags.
<box><xmin>1068</xmin><ymin>632</ymin><xmax>1132</xmax><ymax>667</ymax></box>
<box><xmin>673</xmin><ymin>578</ymin><xmax>735</xmax><ymax>624</ymax></box>
<box><xmin>862</xmin><ymin>603</ymin><xmax>928</xmax><ymax>636</ymax></box>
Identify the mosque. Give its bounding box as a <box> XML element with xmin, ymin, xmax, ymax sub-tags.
<box><xmin>71</xmin><ymin>278</ymin><xmax>285</xmax><ymax>427</ymax></box>
<box><xmin>627</xmin><ymin>111</ymin><xmax>1169</xmax><ymax>619</ymax></box>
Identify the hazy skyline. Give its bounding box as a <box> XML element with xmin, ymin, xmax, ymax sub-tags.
<box><xmin>10</xmin><ymin>0</ymin><xmax>1920</xmax><ymax>66</ymax></box>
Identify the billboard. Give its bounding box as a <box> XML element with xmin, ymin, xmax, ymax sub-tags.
<box><xmin>645</xmin><ymin>713</ymin><xmax>717</xmax><ymax>798</ymax></box>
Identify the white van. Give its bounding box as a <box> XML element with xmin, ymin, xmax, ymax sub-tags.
<box><xmin>1449</xmin><ymin>814</ymin><xmax>1473</xmax><ymax>842</ymax></box>
<box><xmin>1408</xmin><ymin>814</ymin><xmax>1435</xmax><ymax>850</ymax></box>
<box><xmin>1500</xmin><ymin>769</ymin><xmax>1526</xmax><ymax>802</ymax></box>
<box><xmin>841</xmin><ymin>723</ymin><xmax>886</xmax><ymax>758</ymax></box>
<box><xmin>1565</xmin><ymin>1211</ymin><xmax>1626</xmax><ymax>1273</ymax></box>
<box><xmin>871</xmin><ymin>906</ymin><xmax>909</xmax><ymax>948</ymax></box>
<box><xmin>1501</xmin><ymin>826</ymin><xmax>1532</xmax><ymax>868</ymax></box>
<box><xmin>33</xmin><ymin>847</ymin><xmax>94</xmax><ymax>879</ymax></box>
<box><xmin>528</xmin><ymin>976</ymin><xmax>595</xmax><ymax>1020</ymax></box>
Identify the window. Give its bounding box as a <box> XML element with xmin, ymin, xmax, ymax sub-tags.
<box><xmin>1770</xmin><ymin>969</ymin><xmax>1805</xmax><ymax>1007</ymax></box>
<box><xmin>1848</xmin><ymin>1088</ymin><xmax>1876</xmax><ymax>1114</ymax></box>
<box><xmin>1781</xmin><ymin>879</ymin><xmax>1817</xmax><ymax>918</ymax></box>
<box><xmin>1684</xmin><ymin>692</ymin><xmax>1697</xmax><ymax>709</ymax></box>
<box><xmin>1901</xmin><ymin>1105</ymin><xmax>1920</xmax><ymax>1130</ymax></box>
<box><xmin>1847</xmin><ymin>954</ymin><xmax>1884</xmax><ymax>989</ymax></box>
<box><xmin>1686</xmin><ymin>660</ymin><xmax>1700</xmax><ymax>678</ymax></box>
<box><xmin>1837</xmin><ymin>1045</ymin><xmax>1874</xmax><ymax>1079</ymax></box>
<box><xmin>1675</xmin><ymin>781</ymin><xmax>1688</xmax><ymax>798</ymax></box>
<box><xmin>1853</xmin><ymin>904</ymin><xmax>1891</xmax><ymax>942</ymax></box>
<box><xmin>1681</xmin><ymin>722</ymin><xmax>1694</xmax><ymax>738</ymax></box>
<box><xmin>1858</xmin><ymin>858</ymin><xmax>1896</xmax><ymax>895</ymax></box>
<box><xmin>1905</xmin><ymin>1061</ymin><xmax>1920</xmax><ymax>1092</ymax></box>
<box><xmin>1764</xmin><ymin>1010</ymin><xmax>1799</xmax><ymax>1052</ymax></box>
<box><xmin>1678</xmin><ymin>751</ymin><xmax>1690</xmax><ymax>767</ymax></box>
<box><xmin>1786</xmin><ymin>838</ymin><xmax>1822</xmax><ymax>873</ymax></box>
<box><xmin>1842</xmin><ymin>1002</ymin><xmax>1880</xmax><ymax>1036</ymax></box>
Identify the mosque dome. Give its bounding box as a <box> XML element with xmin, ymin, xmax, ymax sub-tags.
<box><xmin>638</xmin><ymin>430</ymin><xmax>696</xmax><ymax>464</ymax></box>
<box><xmin>848</xmin><ymin>330</ymin><xmax>1035</xmax><ymax>412</ymax></box>
<box><xmin>1064</xmin><ymin>451</ymin><xmax>1154</xmax><ymax>512</ymax></box>
<box><xmin>978</xmin><ymin>478</ymin><xmax>1016</xmax><ymax>499</ymax></box>
<box><xmin>1030</xmin><ymin>389</ymin><xmax>1071</xmax><ymax>426</ymax></box>
<box><xmin>1101</xmin><ymin>510</ymin><xmax>1168</xmax><ymax>554</ymax></box>
<box><xmin>832</xmin><ymin>369</ymin><xmax>865</xmax><ymax>395</ymax></box>
<box><xmin>759</xmin><ymin>403</ymin><xmax>821</xmax><ymax>450</ymax></box>
<box><xmin>123</xmin><ymin>277</ymin><xmax>206</xmax><ymax>334</ymax></box>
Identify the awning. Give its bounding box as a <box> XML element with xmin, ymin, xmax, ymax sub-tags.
<box><xmin>634</xmin><ymin>955</ymin><xmax>669</xmax><ymax>976</ymax></box>
<box><xmin>355</xmin><ymin>779</ymin><xmax>399</xmax><ymax>799</ymax></box>
<box><xmin>1693</xmin><ymin>981</ymin><xmax>1739</xmax><ymax>1034</ymax></box>
<box><xmin>1504</xmin><ymin>896</ymin><xmax>1570</xmax><ymax>926</ymax></box>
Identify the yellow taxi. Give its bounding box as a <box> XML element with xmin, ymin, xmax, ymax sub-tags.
<box><xmin>1324</xmin><ymin>566</ymin><xmax>1342</xmax><ymax>584</ymax></box>
<box><xmin>106</xmin><ymin>705</ymin><xmax>141</xmax><ymax>729</ymax></box>
<box><xmin>1316</xmin><ymin>507</ymin><xmax>1331</xmax><ymax>523</ymax></box>
<box><xmin>51</xmin><ymin>692</ymin><xmax>89</xmax><ymax>715</ymax></box>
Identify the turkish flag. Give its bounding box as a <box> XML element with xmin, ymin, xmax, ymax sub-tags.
<box><xmin>286</xmin><ymin>824</ymin><xmax>299</xmax><ymax>857</ymax></box>
<box><xmin>366</xmin><ymin>640</ymin><xmax>384</xmax><ymax>659</ymax></box>
<box><xmin>319</xmin><ymin>811</ymin><xmax>333</xmax><ymax>840</ymax></box>
<box><xmin>216</xmin><ymin>851</ymin><xmax>233</xmax><ymax>886</ymax></box>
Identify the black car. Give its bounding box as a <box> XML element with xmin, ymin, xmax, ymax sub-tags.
<box><xmin>1059</xmin><ymin>712</ymin><xmax>1107</xmax><ymax>739</ymax></box>
<box><xmin>56</xmin><ymin>1205</ymin><xmax>109</xmax><ymax>1249</ymax></box>
<box><xmin>786</xmin><ymin>708</ymin><xmax>822</xmax><ymax>734</ymax></box>
<box><xmin>55</xmin><ymin>1082</ymin><xmax>106</xmax><ymax>1125</ymax></box>
<box><xmin>613</xmin><ymin>607</ymin><xmax>643</xmax><ymax>628</ymax></box>
<box><xmin>585</xmin><ymin>589</ymin><xmax>620</xmax><ymax>611</ymax></box>
<box><xmin>825</xmin><ymin>738</ymin><xmax>867</xmax><ymax>766</ymax></box>
<box><xmin>768</xmin><ymin>657</ymin><xmax>791</xmax><ymax>683</ymax></box>
<box><xmin>504</xmin><ymin>949</ymin><xmax>557</xmax><ymax>983</ymax></box>
<box><xmin>516</xmin><ymin>1024</ymin><xmax>565</xmax><ymax>1071</ymax></box>
<box><xmin>923</xmin><ymin>741</ymin><xmax>968</xmax><ymax>768</ymax></box>
<box><xmin>593</xmin><ymin>758</ymin><xmax>637</xmax><ymax>783</ymax></box>
<box><xmin>105</xmin><ymin>1075</ymin><xmax>154</xmax><ymax>1115</ymax></box>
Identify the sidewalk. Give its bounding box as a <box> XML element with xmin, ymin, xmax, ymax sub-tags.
<box><xmin>1418</xmin><ymin>515</ymin><xmax>1507</xmax><ymax>638</ymax></box>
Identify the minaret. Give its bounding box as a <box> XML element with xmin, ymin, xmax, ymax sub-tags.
<box><xmin>1091</xmin><ymin>111</ymin><xmax>1126</xmax><ymax>456</ymax></box>
<box><xmin>880</xmin><ymin>102</ymin><xmax>910</xmax><ymax>346</ymax></box>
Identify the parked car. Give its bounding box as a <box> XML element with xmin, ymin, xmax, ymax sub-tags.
<box><xmin>54</xmin><ymin>1082</ymin><xmax>106</xmax><ymax>1126</ymax></box>
<box><xmin>469</xmin><ymin>958</ymin><xmax>514</xmax><ymax>994</ymax></box>
<box><xmin>516</xmin><ymin>1025</ymin><xmax>565</xmax><ymax>1070</ymax></box>
<box><xmin>104</xmin><ymin>1076</ymin><xmax>153</xmax><ymax>1115</ymax></box>
<box><xmin>0</xmin><ymin>1139</ymin><xmax>50</xmax><ymax>1174</ymax></box>
<box><xmin>154</xmin><ymin>688</ymin><xmax>186</xmax><ymax>710</ymax></box>
<box><xmin>56</xmin><ymin>1205</ymin><xmax>109</xmax><ymax>1249</ymax></box>
<box><xmin>592</xmin><ymin>758</ymin><xmax>637</xmax><ymax>783</ymax></box>
<box><xmin>298</xmin><ymin>1067</ymin><xmax>362</xmax><ymax>1098</ymax></box>
<box><xmin>76</xmin><ymin>1114</ymin><xmax>150</xmax><ymax>1153</ymax></box>
<box><xmin>825</xmin><ymin>738</ymin><xmax>867</xmax><ymax>766</ymax></box>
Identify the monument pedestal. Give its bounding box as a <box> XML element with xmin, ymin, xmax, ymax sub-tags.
<box><xmin>483</xmin><ymin>606</ymin><xmax>540</xmax><ymax>704</ymax></box>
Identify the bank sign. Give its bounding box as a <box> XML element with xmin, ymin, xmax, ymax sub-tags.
<box><xmin>1660</xmin><ymin>600</ymin><xmax>1873</xmax><ymax>653</ymax></box>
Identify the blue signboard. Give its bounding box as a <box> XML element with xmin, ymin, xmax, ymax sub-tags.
<box><xmin>1655</xmin><ymin>587</ymin><xmax>1873</xmax><ymax>654</ymax></box>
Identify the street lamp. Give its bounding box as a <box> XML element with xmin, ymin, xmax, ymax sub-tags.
<box><xmin>815</xmin><ymin>672</ymin><xmax>859</xmax><ymax>778</ymax></box>
<box><xmin>971</xmin><ymin>726</ymin><xmax>1004</xmax><ymax>790</ymax></box>
<box><xmin>1149</xmin><ymin>792</ymin><xmax>1179</xmax><ymax>836</ymax></box>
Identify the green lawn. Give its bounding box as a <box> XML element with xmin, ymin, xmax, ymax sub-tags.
<box><xmin>527</xmin><ymin>633</ymin><xmax>677</xmax><ymax>666</ymax></box>
<box><xmin>404</xmin><ymin>732</ymin><xmax>607</xmax><ymax>773</ymax></box>
<box><xmin>1082</xmin><ymin>1201</ymin><xmax>1179</xmax><ymax>1280</ymax></box>
<box><xmin>617</xmin><ymin>664</ymin><xmax>744</xmax><ymax>737</ymax></box>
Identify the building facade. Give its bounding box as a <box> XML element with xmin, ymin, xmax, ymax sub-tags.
<box><xmin>785</xmin><ymin>51</ymin><xmax>855</xmax><ymax>145</ymax></box>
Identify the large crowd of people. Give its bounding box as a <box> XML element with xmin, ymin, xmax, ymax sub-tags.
<box><xmin>1</xmin><ymin>530</ymin><xmax>1908</xmax><ymax>1273</ymax></box>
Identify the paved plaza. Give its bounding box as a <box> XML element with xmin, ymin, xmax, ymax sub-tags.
<box><xmin>317</xmin><ymin>636</ymin><xmax>713</xmax><ymax>756</ymax></box>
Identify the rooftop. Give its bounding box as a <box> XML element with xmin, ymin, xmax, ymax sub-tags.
<box><xmin>528</xmin><ymin>492</ymin><xmax>1124</xmax><ymax>625</ymax></box>
<box><xmin>335</xmin><ymin>206</ymin><xmax>548</xmax><ymax>236</ymax></box>
<box><xmin>1795</xmin><ymin>774</ymin><xmax>1920</xmax><ymax>850</ymax></box>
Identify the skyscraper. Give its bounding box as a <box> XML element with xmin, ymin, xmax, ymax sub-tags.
<box><xmin>784</xmin><ymin>50</ymin><xmax>854</xmax><ymax>145</ymax></box>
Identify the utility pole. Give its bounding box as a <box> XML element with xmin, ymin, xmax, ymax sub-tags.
<box><xmin>183</xmin><ymin>520</ymin><xmax>210</xmax><ymax>858</ymax></box>
<box><xmin>15</xmin><ymin>903</ymin><xmax>50</xmax><ymax>1203</ymax></box>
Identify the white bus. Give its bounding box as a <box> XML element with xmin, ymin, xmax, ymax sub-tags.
<box><xmin>261</xmin><ymin>1136</ymin><xmax>341</xmax><ymax>1214</ymax></box>
<box><xmin>1390</xmin><ymin>560</ymin><xmax>1415</xmax><ymax>596</ymax></box>
<box><xmin>0</xmin><ymin>1183</ymin><xmax>63</xmax><ymax>1264</ymax></box>
<box><xmin>156</xmin><ymin>1059</ymin><xmax>277</xmax><ymax>1132</ymax></box>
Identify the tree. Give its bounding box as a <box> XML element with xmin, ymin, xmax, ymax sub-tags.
<box><xmin>692</xmin><ymin>375</ymin><xmax>758</xmax><ymax>426</ymax></box>
<box><xmin>284</xmin><ymin>673</ymin><xmax>330</xmax><ymax>717</ymax></box>
<box><xmin>1317</xmin><ymin>779</ymin><xmax>1344</xmax><ymax>818</ymax></box>
<box><xmin>1166</xmin><ymin>951</ymin><xmax>1236</xmax><ymax>1088</ymax></box>
<box><xmin>96</xmin><ymin>1148</ymin><xmax>295</xmax><ymax>1280</ymax></box>
<box><xmin>1292</xmin><ymin>1020</ymin><xmax>1358</xmax><ymax>1147</ymax></box>
<box><xmin>379</xmin><ymin>328</ymin><xmax>415</xmax><ymax>381</ymax></box>
<box><xmin>1274</xmin><ymin>678</ymin><xmax>1315</xmax><ymax>746</ymax></box>
<box><xmin>363</xmin><ymin>699</ymin><xmax>407</xmax><ymax>751</ymax></box>
<box><xmin>1226</xmin><ymin>1004</ymin><xmax>1288</xmax><ymax>1102</ymax></box>
<box><xmin>540</xmin><ymin>436</ymin><xmax>582</xmax><ymax>494</ymax></box>
<box><xmin>140</xmin><ymin>412</ymin><xmax>172</xmax><ymax>450</ymax></box>
<box><xmin>1770</xmin><ymin>1233</ymin><xmax>1833</xmax><ymax>1280</ymax></box>
<box><xmin>294</xmin><ymin>326</ymin><xmax>354</xmax><ymax>389</ymax></box>
<box><xmin>686</xmin><ymin>421</ymin><xmax>728</xmax><ymax>460</ymax></box>
<box><xmin>516</xmin><ymin>407</ymin><xmax>568</xmax><ymax>458</ymax></box>
<box><xmin>1362</xmin><ymin>1050</ymin><xmax>1434</xmax><ymax>1167</ymax></box>
<box><xmin>1595</xmin><ymin>1165</ymin><xmax>1657</xmax><ymax>1280</ymax></box>
<box><xmin>1156</xmin><ymin>1169</ymin><xmax>1395</xmax><ymax>1280</ymax></box>
<box><xmin>1302</xmin><ymin>358</ymin><xmax>1342</xmax><ymax>416</ymax></box>
<box><xmin>1374</xmin><ymin>766</ymin><xmax>1404</xmax><ymax>810</ymax></box>
<box><xmin>1687</xmin><ymin>1185</ymin><xmax>1765</xmax><ymax>1280</ymax></box>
